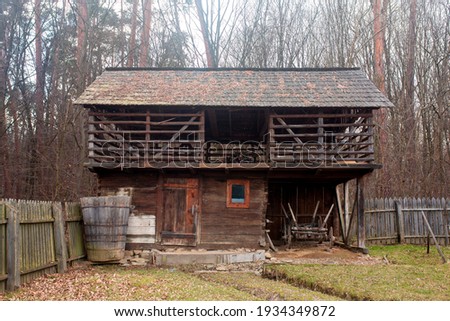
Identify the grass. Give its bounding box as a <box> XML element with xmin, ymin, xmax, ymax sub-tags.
<box><xmin>1</xmin><ymin>265</ymin><xmax>257</xmax><ymax>301</ymax></box>
<box><xmin>368</xmin><ymin>244</ymin><xmax>450</xmax><ymax>265</ymax></box>
<box><xmin>196</xmin><ymin>272</ymin><xmax>340</xmax><ymax>301</ymax></box>
<box><xmin>2</xmin><ymin>244</ymin><xmax>449</xmax><ymax>301</ymax></box>
<box><xmin>264</xmin><ymin>244</ymin><xmax>450</xmax><ymax>301</ymax></box>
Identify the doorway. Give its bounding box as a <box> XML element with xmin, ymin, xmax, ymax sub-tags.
<box><xmin>161</xmin><ymin>178</ymin><xmax>199</xmax><ymax>246</ymax></box>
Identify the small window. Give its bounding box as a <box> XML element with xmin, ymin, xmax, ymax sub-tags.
<box><xmin>226</xmin><ymin>179</ymin><xmax>250</xmax><ymax>208</ymax></box>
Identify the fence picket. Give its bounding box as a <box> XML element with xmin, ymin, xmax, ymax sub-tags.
<box><xmin>0</xmin><ymin>199</ymin><xmax>86</xmax><ymax>292</ymax></box>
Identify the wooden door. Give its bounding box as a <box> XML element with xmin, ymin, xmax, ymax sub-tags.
<box><xmin>161</xmin><ymin>178</ymin><xmax>199</xmax><ymax>246</ymax></box>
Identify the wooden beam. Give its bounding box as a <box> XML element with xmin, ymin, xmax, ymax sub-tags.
<box><xmin>346</xmin><ymin>195</ymin><xmax>358</xmax><ymax>243</ymax></box>
<box><xmin>52</xmin><ymin>202</ymin><xmax>68</xmax><ymax>273</ymax></box>
<box><xmin>311</xmin><ymin>201</ymin><xmax>320</xmax><ymax>225</ymax></box>
<box><xmin>265</xmin><ymin>230</ymin><xmax>277</xmax><ymax>252</ymax></box>
<box><xmin>287</xmin><ymin>202</ymin><xmax>299</xmax><ymax>228</ymax></box>
<box><xmin>421</xmin><ymin>211</ymin><xmax>448</xmax><ymax>263</ymax></box>
<box><xmin>155</xmin><ymin>174</ymin><xmax>164</xmax><ymax>243</ymax></box>
<box><xmin>344</xmin><ymin>181</ymin><xmax>350</xmax><ymax>239</ymax></box>
<box><xmin>320</xmin><ymin>204</ymin><xmax>335</xmax><ymax>229</ymax></box>
<box><xmin>6</xmin><ymin>204</ymin><xmax>20</xmax><ymax>291</ymax></box>
<box><xmin>335</xmin><ymin>184</ymin><xmax>347</xmax><ymax>243</ymax></box>
<box><xmin>394</xmin><ymin>201</ymin><xmax>405</xmax><ymax>244</ymax></box>
<box><xmin>444</xmin><ymin>202</ymin><xmax>449</xmax><ymax>247</ymax></box>
<box><xmin>275</xmin><ymin>116</ymin><xmax>303</xmax><ymax>144</ymax></box>
<box><xmin>356</xmin><ymin>177</ymin><xmax>366</xmax><ymax>249</ymax></box>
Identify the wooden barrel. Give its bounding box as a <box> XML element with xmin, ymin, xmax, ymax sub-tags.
<box><xmin>80</xmin><ymin>196</ymin><xmax>131</xmax><ymax>262</ymax></box>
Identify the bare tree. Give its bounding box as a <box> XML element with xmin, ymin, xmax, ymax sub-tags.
<box><xmin>195</xmin><ymin>0</ymin><xmax>216</xmax><ymax>67</ymax></box>
<box><xmin>139</xmin><ymin>0</ymin><xmax>153</xmax><ymax>67</ymax></box>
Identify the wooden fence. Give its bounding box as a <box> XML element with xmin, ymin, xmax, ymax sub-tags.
<box><xmin>365</xmin><ymin>198</ymin><xmax>450</xmax><ymax>246</ymax></box>
<box><xmin>0</xmin><ymin>199</ymin><xmax>85</xmax><ymax>292</ymax></box>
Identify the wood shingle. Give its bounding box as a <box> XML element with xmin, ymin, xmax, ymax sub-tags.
<box><xmin>75</xmin><ymin>68</ymin><xmax>394</xmax><ymax>108</ymax></box>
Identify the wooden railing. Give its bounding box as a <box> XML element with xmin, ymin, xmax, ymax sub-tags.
<box><xmin>87</xmin><ymin>110</ymin><xmax>376</xmax><ymax>169</ymax></box>
<box><xmin>269</xmin><ymin>112</ymin><xmax>374</xmax><ymax>167</ymax></box>
<box><xmin>88</xmin><ymin>111</ymin><xmax>204</xmax><ymax>168</ymax></box>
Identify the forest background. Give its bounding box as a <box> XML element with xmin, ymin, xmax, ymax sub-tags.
<box><xmin>0</xmin><ymin>0</ymin><xmax>448</xmax><ymax>201</ymax></box>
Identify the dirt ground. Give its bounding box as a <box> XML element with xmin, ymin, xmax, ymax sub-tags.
<box><xmin>269</xmin><ymin>243</ymin><xmax>382</xmax><ymax>265</ymax></box>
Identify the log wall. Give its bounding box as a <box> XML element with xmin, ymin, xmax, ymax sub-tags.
<box><xmin>98</xmin><ymin>171</ymin><xmax>158</xmax><ymax>217</ymax></box>
<box><xmin>97</xmin><ymin>171</ymin><xmax>268</xmax><ymax>249</ymax></box>
<box><xmin>200</xmin><ymin>174</ymin><xmax>267</xmax><ymax>249</ymax></box>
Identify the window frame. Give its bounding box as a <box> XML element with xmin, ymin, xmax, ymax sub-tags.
<box><xmin>226</xmin><ymin>179</ymin><xmax>250</xmax><ymax>209</ymax></box>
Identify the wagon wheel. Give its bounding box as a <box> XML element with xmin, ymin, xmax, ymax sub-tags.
<box><xmin>328</xmin><ymin>226</ymin><xmax>334</xmax><ymax>248</ymax></box>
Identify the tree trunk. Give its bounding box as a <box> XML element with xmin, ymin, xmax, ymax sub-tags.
<box><xmin>34</xmin><ymin>0</ymin><xmax>46</xmax><ymax>198</ymax></box>
<box><xmin>138</xmin><ymin>0</ymin><xmax>152</xmax><ymax>67</ymax></box>
<box><xmin>76</xmin><ymin>0</ymin><xmax>88</xmax><ymax>93</ymax></box>
<box><xmin>34</xmin><ymin>0</ymin><xmax>44</xmax><ymax>147</ymax></box>
<box><xmin>195</xmin><ymin>0</ymin><xmax>216</xmax><ymax>67</ymax></box>
<box><xmin>372</xmin><ymin>0</ymin><xmax>389</xmax><ymax>195</ymax></box>
<box><xmin>127</xmin><ymin>0</ymin><xmax>138</xmax><ymax>67</ymax></box>
<box><xmin>0</xmin><ymin>0</ymin><xmax>11</xmax><ymax>197</ymax></box>
<box><xmin>404</xmin><ymin>0</ymin><xmax>417</xmax><ymax>166</ymax></box>
<box><xmin>373</xmin><ymin>0</ymin><xmax>386</xmax><ymax>93</ymax></box>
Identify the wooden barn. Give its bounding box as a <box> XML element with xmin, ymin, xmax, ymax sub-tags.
<box><xmin>75</xmin><ymin>68</ymin><xmax>393</xmax><ymax>251</ymax></box>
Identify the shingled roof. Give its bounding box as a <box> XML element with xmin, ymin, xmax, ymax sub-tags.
<box><xmin>75</xmin><ymin>68</ymin><xmax>394</xmax><ymax>108</ymax></box>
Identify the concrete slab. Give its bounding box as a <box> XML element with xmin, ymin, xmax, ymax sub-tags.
<box><xmin>153</xmin><ymin>249</ymin><xmax>265</xmax><ymax>266</ymax></box>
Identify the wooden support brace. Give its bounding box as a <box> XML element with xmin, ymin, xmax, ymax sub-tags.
<box><xmin>421</xmin><ymin>211</ymin><xmax>448</xmax><ymax>264</ymax></box>
<box><xmin>265</xmin><ymin>230</ymin><xmax>277</xmax><ymax>252</ymax></box>
<box><xmin>287</xmin><ymin>202</ymin><xmax>299</xmax><ymax>228</ymax></box>
<box><xmin>320</xmin><ymin>204</ymin><xmax>335</xmax><ymax>229</ymax></box>
<box><xmin>275</xmin><ymin>116</ymin><xmax>303</xmax><ymax>144</ymax></box>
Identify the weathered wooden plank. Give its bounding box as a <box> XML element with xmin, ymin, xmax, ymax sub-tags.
<box><xmin>395</xmin><ymin>200</ymin><xmax>405</xmax><ymax>243</ymax></box>
<box><xmin>421</xmin><ymin>211</ymin><xmax>447</xmax><ymax>263</ymax></box>
<box><xmin>269</xmin><ymin>113</ymin><xmax>373</xmax><ymax>119</ymax></box>
<box><xmin>335</xmin><ymin>185</ymin><xmax>346</xmax><ymax>243</ymax></box>
<box><xmin>443</xmin><ymin>198</ymin><xmax>449</xmax><ymax>246</ymax></box>
<box><xmin>6</xmin><ymin>204</ymin><xmax>20</xmax><ymax>291</ymax></box>
<box><xmin>52</xmin><ymin>203</ymin><xmax>67</xmax><ymax>273</ymax></box>
<box><xmin>0</xmin><ymin>203</ymin><xmax>6</xmax><ymax>291</ymax></box>
<box><xmin>356</xmin><ymin>177</ymin><xmax>365</xmax><ymax>248</ymax></box>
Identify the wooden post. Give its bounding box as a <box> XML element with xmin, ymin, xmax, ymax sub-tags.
<box><xmin>394</xmin><ymin>200</ymin><xmax>405</xmax><ymax>244</ymax></box>
<box><xmin>199</xmin><ymin>110</ymin><xmax>205</xmax><ymax>165</ymax></box>
<box><xmin>6</xmin><ymin>204</ymin><xmax>20</xmax><ymax>291</ymax></box>
<box><xmin>52</xmin><ymin>202</ymin><xmax>68</xmax><ymax>273</ymax></box>
<box><xmin>318</xmin><ymin>117</ymin><xmax>324</xmax><ymax>163</ymax></box>
<box><xmin>356</xmin><ymin>177</ymin><xmax>366</xmax><ymax>249</ymax></box>
<box><xmin>421</xmin><ymin>211</ymin><xmax>447</xmax><ymax>263</ymax></box>
<box><xmin>335</xmin><ymin>185</ymin><xmax>347</xmax><ymax>244</ymax></box>
<box><xmin>444</xmin><ymin>200</ymin><xmax>449</xmax><ymax>247</ymax></box>
<box><xmin>145</xmin><ymin>111</ymin><xmax>150</xmax><ymax>166</ymax></box>
<box><xmin>88</xmin><ymin>114</ymin><xmax>95</xmax><ymax>160</ymax></box>
<box><xmin>344</xmin><ymin>181</ymin><xmax>350</xmax><ymax>239</ymax></box>
<box><xmin>155</xmin><ymin>174</ymin><xmax>164</xmax><ymax>242</ymax></box>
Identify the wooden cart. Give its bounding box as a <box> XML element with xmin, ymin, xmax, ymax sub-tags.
<box><xmin>281</xmin><ymin>202</ymin><xmax>334</xmax><ymax>248</ymax></box>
